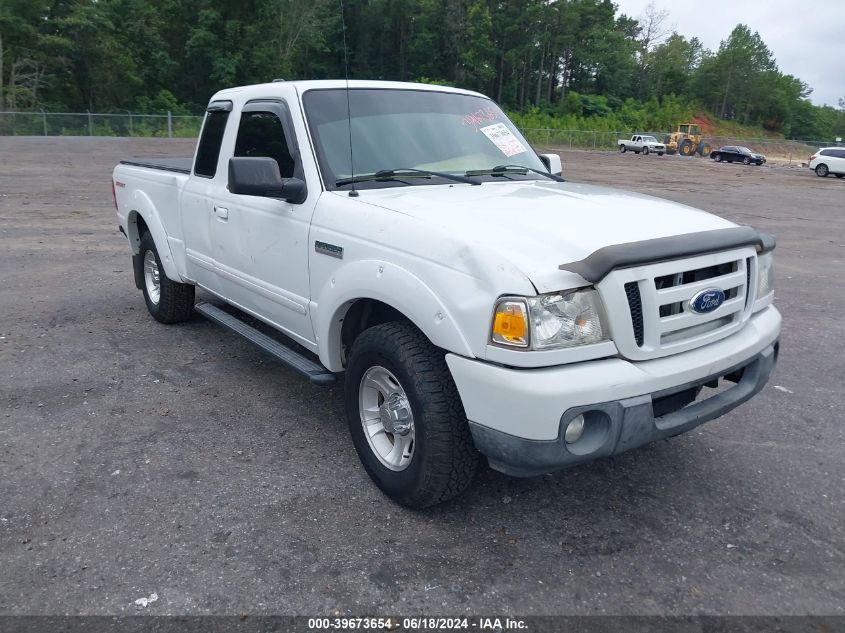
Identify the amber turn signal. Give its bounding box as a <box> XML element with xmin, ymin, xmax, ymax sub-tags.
<box><xmin>491</xmin><ymin>300</ymin><xmax>529</xmax><ymax>347</ymax></box>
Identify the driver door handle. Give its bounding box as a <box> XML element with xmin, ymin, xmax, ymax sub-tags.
<box><xmin>214</xmin><ymin>206</ymin><xmax>229</xmax><ymax>221</ymax></box>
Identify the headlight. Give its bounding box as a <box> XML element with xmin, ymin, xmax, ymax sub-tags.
<box><xmin>756</xmin><ymin>251</ymin><xmax>774</xmax><ymax>298</ymax></box>
<box><xmin>491</xmin><ymin>289</ymin><xmax>609</xmax><ymax>350</ymax></box>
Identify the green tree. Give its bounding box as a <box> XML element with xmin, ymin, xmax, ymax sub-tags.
<box><xmin>695</xmin><ymin>24</ymin><xmax>776</xmax><ymax>121</ymax></box>
<box><xmin>647</xmin><ymin>34</ymin><xmax>703</xmax><ymax>100</ymax></box>
<box><xmin>0</xmin><ymin>0</ymin><xmax>51</xmax><ymax>110</ymax></box>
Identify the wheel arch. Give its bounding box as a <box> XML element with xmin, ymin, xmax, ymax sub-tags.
<box><xmin>313</xmin><ymin>261</ymin><xmax>475</xmax><ymax>372</ymax></box>
<box><xmin>126</xmin><ymin>210</ymin><xmax>149</xmax><ymax>253</ymax></box>
<box><xmin>125</xmin><ymin>191</ymin><xmax>180</xmax><ymax>281</ymax></box>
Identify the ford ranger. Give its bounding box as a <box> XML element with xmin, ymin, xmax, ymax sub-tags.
<box><xmin>113</xmin><ymin>80</ymin><xmax>780</xmax><ymax>508</ymax></box>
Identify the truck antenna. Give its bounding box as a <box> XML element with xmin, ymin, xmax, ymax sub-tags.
<box><xmin>339</xmin><ymin>0</ymin><xmax>358</xmax><ymax>197</ymax></box>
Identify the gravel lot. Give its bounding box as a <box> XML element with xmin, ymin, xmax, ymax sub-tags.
<box><xmin>0</xmin><ymin>137</ymin><xmax>843</xmax><ymax>616</ymax></box>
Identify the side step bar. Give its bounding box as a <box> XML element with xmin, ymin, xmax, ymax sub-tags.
<box><xmin>194</xmin><ymin>302</ymin><xmax>336</xmax><ymax>386</ymax></box>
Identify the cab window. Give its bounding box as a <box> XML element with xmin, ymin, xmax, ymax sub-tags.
<box><xmin>194</xmin><ymin>109</ymin><xmax>230</xmax><ymax>178</ymax></box>
<box><xmin>234</xmin><ymin>111</ymin><xmax>295</xmax><ymax>178</ymax></box>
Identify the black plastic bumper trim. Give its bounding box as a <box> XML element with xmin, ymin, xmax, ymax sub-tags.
<box><xmin>469</xmin><ymin>342</ymin><xmax>778</xmax><ymax>477</ymax></box>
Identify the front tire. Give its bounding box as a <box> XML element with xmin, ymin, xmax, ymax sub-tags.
<box><xmin>679</xmin><ymin>139</ymin><xmax>694</xmax><ymax>156</ymax></box>
<box><xmin>344</xmin><ymin>322</ymin><xmax>479</xmax><ymax>508</ymax></box>
<box><xmin>836</xmin><ymin>174</ymin><xmax>844</xmax><ymax>179</ymax></box>
<box><xmin>139</xmin><ymin>232</ymin><xmax>195</xmax><ymax>323</ymax></box>
<box><xmin>643</xmin><ymin>146</ymin><xmax>650</xmax><ymax>155</ymax></box>
<box><xmin>816</xmin><ymin>164</ymin><xmax>829</xmax><ymax>177</ymax></box>
<box><xmin>743</xmin><ymin>157</ymin><xmax>751</xmax><ymax>165</ymax></box>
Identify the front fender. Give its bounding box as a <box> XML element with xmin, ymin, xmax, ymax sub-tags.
<box><xmin>313</xmin><ymin>260</ymin><xmax>475</xmax><ymax>372</ymax></box>
<box><xmin>126</xmin><ymin>189</ymin><xmax>180</xmax><ymax>282</ymax></box>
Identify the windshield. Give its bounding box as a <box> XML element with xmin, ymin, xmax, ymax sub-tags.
<box><xmin>303</xmin><ymin>88</ymin><xmax>547</xmax><ymax>190</ymax></box>
<box><xmin>642</xmin><ymin>136</ymin><xmax>658</xmax><ymax>143</ymax></box>
<box><xmin>738</xmin><ymin>147</ymin><xmax>752</xmax><ymax>153</ymax></box>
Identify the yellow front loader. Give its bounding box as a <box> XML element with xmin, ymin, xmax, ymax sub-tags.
<box><xmin>664</xmin><ymin>124</ymin><xmax>713</xmax><ymax>157</ymax></box>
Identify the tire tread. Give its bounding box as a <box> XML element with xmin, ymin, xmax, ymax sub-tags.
<box><xmin>139</xmin><ymin>232</ymin><xmax>195</xmax><ymax>324</ymax></box>
<box><xmin>347</xmin><ymin>321</ymin><xmax>479</xmax><ymax>508</ymax></box>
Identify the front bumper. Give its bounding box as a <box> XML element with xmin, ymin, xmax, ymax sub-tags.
<box><xmin>446</xmin><ymin>305</ymin><xmax>781</xmax><ymax>477</ymax></box>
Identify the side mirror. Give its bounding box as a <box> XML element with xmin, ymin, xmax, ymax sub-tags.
<box><xmin>228</xmin><ymin>157</ymin><xmax>307</xmax><ymax>204</ymax></box>
<box><xmin>538</xmin><ymin>153</ymin><xmax>563</xmax><ymax>177</ymax></box>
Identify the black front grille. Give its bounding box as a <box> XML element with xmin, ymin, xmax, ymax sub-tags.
<box><xmin>744</xmin><ymin>257</ymin><xmax>752</xmax><ymax>307</ymax></box>
<box><xmin>654</xmin><ymin>260</ymin><xmax>737</xmax><ymax>289</ymax></box>
<box><xmin>625</xmin><ymin>281</ymin><xmax>644</xmax><ymax>346</ymax></box>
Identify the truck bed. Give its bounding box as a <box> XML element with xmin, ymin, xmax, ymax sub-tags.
<box><xmin>119</xmin><ymin>157</ymin><xmax>192</xmax><ymax>174</ymax></box>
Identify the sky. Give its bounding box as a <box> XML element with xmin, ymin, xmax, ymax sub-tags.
<box><xmin>613</xmin><ymin>0</ymin><xmax>845</xmax><ymax>107</ymax></box>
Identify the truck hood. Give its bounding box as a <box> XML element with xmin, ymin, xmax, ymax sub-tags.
<box><xmin>353</xmin><ymin>180</ymin><xmax>735</xmax><ymax>293</ymax></box>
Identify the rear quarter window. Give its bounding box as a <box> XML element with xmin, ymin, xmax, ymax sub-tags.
<box><xmin>194</xmin><ymin>110</ymin><xmax>230</xmax><ymax>178</ymax></box>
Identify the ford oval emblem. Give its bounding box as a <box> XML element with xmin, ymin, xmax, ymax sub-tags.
<box><xmin>689</xmin><ymin>288</ymin><xmax>726</xmax><ymax>314</ymax></box>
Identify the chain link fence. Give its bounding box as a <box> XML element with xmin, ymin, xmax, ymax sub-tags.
<box><xmin>701</xmin><ymin>135</ymin><xmax>824</xmax><ymax>163</ymax></box>
<box><xmin>0</xmin><ymin>111</ymin><xmax>833</xmax><ymax>164</ymax></box>
<box><xmin>520</xmin><ymin>128</ymin><xmax>653</xmax><ymax>151</ymax></box>
<box><xmin>520</xmin><ymin>128</ymin><xmax>831</xmax><ymax>164</ymax></box>
<box><xmin>0</xmin><ymin>111</ymin><xmax>203</xmax><ymax>138</ymax></box>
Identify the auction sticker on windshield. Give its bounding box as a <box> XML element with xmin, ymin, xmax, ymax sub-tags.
<box><xmin>479</xmin><ymin>123</ymin><xmax>527</xmax><ymax>157</ymax></box>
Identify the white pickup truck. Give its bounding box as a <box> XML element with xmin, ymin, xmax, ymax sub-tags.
<box><xmin>618</xmin><ymin>134</ymin><xmax>666</xmax><ymax>155</ymax></box>
<box><xmin>113</xmin><ymin>80</ymin><xmax>780</xmax><ymax>508</ymax></box>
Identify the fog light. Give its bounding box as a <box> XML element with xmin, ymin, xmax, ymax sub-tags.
<box><xmin>564</xmin><ymin>414</ymin><xmax>585</xmax><ymax>444</ymax></box>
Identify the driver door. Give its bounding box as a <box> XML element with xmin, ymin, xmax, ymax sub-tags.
<box><xmin>208</xmin><ymin>100</ymin><xmax>318</xmax><ymax>346</ymax></box>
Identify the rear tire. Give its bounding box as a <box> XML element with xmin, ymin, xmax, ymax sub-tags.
<box><xmin>619</xmin><ymin>145</ymin><xmax>627</xmax><ymax>153</ymax></box>
<box><xmin>816</xmin><ymin>164</ymin><xmax>829</xmax><ymax>177</ymax></box>
<box><xmin>743</xmin><ymin>157</ymin><xmax>751</xmax><ymax>165</ymax></box>
<box><xmin>835</xmin><ymin>174</ymin><xmax>844</xmax><ymax>179</ymax></box>
<box><xmin>344</xmin><ymin>321</ymin><xmax>479</xmax><ymax>508</ymax></box>
<box><xmin>714</xmin><ymin>154</ymin><xmax>722</xmax><ymax>162</ymax></box>
<box><xmin>139</xmin><ymin>232</ymin><xmax>195</xmax><ymax>324</ymax></box>
<box><xmin>643</xmin><ymin>146</ymin><xmax>650</xmax><ymax>155</ymax></box>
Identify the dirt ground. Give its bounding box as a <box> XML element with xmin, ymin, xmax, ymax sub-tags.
<box><xmin>0</xmin><ymin>137</ymin><xmax>843</xmax><ymax>616</ymax></box>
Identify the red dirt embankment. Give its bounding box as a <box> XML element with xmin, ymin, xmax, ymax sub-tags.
<box><xmin>692</xmin><ymin>112</ymin><xmax>716</xmax><ymax>135</ymax></box>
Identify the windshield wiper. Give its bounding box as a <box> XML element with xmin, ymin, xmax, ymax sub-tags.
<box><xmin>336</xmin><ymin>168</ymin><xmax>480</xmax><ymax>188</ymax></box>
<box><xmin>465</xmin><ymin>164</ymin><xmax>565</xmax><ymax>182</ymax></box>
